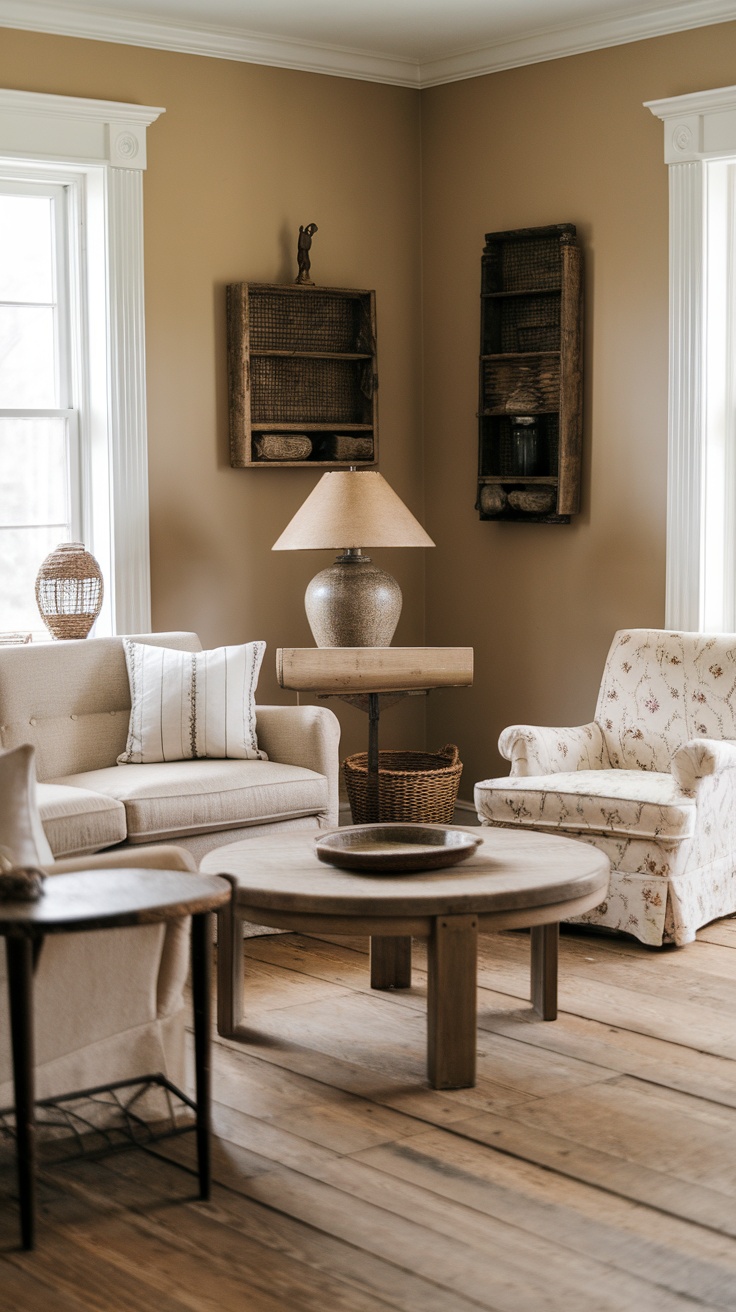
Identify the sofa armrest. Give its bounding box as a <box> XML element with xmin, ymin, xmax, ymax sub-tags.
<box><xmin>498</xmin><ymin>721</ymin><xmax>610</xmax><ymax>776</ymax></box>
<box><xmin>256</xmin><ymin>704</ymin><xmax>341</xmax><ymax>827</ymax></box>
<box><xmin>41</xmin><ymin>843</ymin><xmax>197</xmax><ymax>1018</ymax></box>
<box><xmin>670</xmin><ymin>738</ymin><xmax>736</xmax><ymax>792</ymax></box>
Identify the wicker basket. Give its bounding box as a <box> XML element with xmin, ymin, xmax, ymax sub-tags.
<box><xmin>344</xmin><ymin>744</ymin><xmax>462</xmax><ymax>824</ymax></box>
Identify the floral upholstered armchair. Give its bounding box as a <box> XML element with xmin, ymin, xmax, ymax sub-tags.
<box><xmin>474</xmin><ymin>629</ymin><xmax>736</xmax><ymax>946</ymax></box>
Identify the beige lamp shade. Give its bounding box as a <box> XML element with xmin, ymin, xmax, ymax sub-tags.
<box><xmin>272</xmin><ymin>470</ymin><xmax>435</xmax><ymax>551</ymax></box>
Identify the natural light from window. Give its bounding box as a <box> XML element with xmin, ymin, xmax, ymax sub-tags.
<box><xmin>0</xmin><ymin>185</ymin><xmax>76</xmax><ymax>638</ymax></box>
<box><xmin>0</xmin><ymin>88</ymin><xmax>163</xmax><ymax>640</ymax></box>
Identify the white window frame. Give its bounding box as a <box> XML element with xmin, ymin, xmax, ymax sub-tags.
<box><xmin>646</xmin><ymin>85</ymin><xmax>736</xmax><ymax>632</ymax></box>
<box><xmin>0</xmin><ymin>89</ymin><xmax>164</xmax><ymax>635</ymax></box>
<box><xmin>0</xmin><ymin>175</ymin><xmax>82</xmax><ymax>613</ymax></box>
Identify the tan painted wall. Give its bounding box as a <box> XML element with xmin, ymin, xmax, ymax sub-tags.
<box><xmin>4</xmin><ymin>21</ymin><xmax>736</xmax><ymax>796</ymax></box>
<box><xmin>422</xmin><ymin>22</ymin><xmax>736</xmax><ymax>796</ymax></box>
<box><xmin>0</xmin><ymin>28</ymin><xmax>425</xmax><ymax>757</ymax></box>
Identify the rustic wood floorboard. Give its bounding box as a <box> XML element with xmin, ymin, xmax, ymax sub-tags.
<box><xmin>3</xmin><ymin>923</ymin><xmax>736</xmax><ymax>1307</ymax></box>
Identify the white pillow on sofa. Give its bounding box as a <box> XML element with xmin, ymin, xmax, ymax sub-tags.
<box><xmin>118</xmin><ymin>639</ymin><xmax>268</xmax><ymax>764</ymax></box>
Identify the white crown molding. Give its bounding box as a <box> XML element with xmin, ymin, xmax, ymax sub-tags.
<box><xmin>421</xmin><ymin>2</ymin><xmax>736</xmax><ymax>86</ymax></box>
<box><xmin>0</xmin><ymin>88</ymin><xmax>164</xmax><ymax>168</ymax></box>
<box><xmin>0</xmin><ymin>0</ymin><xmax>735</xmax><ymax>87</ymax></box>
<box><xmin>0</xmin><ymin>1</ymin><xmax>420</xmax><ymax>87</ymax></box>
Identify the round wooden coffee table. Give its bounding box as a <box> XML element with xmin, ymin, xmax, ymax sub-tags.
<box><xmin>201</xmin><ymin>827</ymin><xmax>609</xmax><ymax>1091</ymax></box>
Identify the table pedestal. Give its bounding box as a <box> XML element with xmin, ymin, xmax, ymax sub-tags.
<box><xmin>276</xmin><ymin>646</ymin><xmax>475</xmax><ymax>997</ymax></box>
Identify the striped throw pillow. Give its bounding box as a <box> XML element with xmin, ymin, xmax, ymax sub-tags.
<box><xmin>118</xmin><ymin>640</ymin><xmax>268</xmax><ymax>764</ymax></box>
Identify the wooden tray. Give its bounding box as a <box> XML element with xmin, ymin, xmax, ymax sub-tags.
<box><xmin>314</xmin><ymin>824</ymin><xmax>482</xmax><ymax>873</ymax></box>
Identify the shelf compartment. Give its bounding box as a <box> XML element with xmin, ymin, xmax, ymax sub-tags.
<box><xmin>481</xmin><ymin>224</ymin><xmax>575</xmax><ymax>294</ymax></box>
<box><xmin>248</xmin><ymin>288</ymin><xmax>373</xmax><ymax>354</ymax></box>
<box><xmin>249</xmin><ymin>429</ymin><xmax>375</xmax><ymax>465</ymax></box>
<box><xmin>482</xmin><ymin>293</ymin><xmax>561</xmax><ymax>355</ymax></box>
<box><xmin>479</xmin><ymin>414</ymin><xmax>559</xmax><ymax>479</ymax></box>
<box><xmin>250</xmin><ymin>355</ymin><xmax>374</xmax><ymax>425</ymax></box>
<box><xmin>481</xmin><ymin>357</ymin><xmax>560</xmax><ymax>413</ymax></box>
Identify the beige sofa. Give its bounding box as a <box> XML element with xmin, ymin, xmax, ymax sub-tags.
<box><xmin>0</xmin><ymin>631</ymin><xmax>340</xmax><ymax>864</ymax></box>
<box><xmin>0</xmin><ymin>636</ymin><xmax>338</xmax><ymax>1105</ymax></box>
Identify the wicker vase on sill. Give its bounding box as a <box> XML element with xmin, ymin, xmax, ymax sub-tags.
<box><xmin>35</xmin><ymin>542</ymin><xmax>104</xmax><ymax>640</ymax></box>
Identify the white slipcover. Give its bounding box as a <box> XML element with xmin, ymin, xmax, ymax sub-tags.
<box><xmin>0</xmin><ymin>743</ymin><xmax>196</xmax><ymax>1102</ymax></box>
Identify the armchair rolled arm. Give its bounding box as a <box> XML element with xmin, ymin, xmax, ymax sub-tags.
<box><xmin>499</xmin><ymin>721</ymin><xmax>610</xmax><ymax>777</ymax></box>
<box><xmin>670</xmin><ymin>738</ymin><xmax>736</xmax><ymax>792</ymax></box>
<box><xmin>255</xmin><ymin>704</ymin><xmax>341</xmax><ymax>827</ymax></box>
<box><xmin>44</xmin><ymin>843</ymin><xmax>197</xmax><ymax>876</ymax></box>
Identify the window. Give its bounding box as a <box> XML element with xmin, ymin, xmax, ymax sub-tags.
<box><xmin>646</xmin><ymin>85</ymin><xmax>736</xmax><ymax>632</ymax></box>
<box><xmin>0</xmin><ymin>177</ymin><xmax>82</xmax><ymax>637</ymax></box>
<box><xmin>0</xmin><ymin>89</ymin><xmax>164</xmax><ymax>637</ymax></box>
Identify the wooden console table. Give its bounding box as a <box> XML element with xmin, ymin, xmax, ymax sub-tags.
<box><xmin>276</xmin><ymin>646</ymin><xmax>473</xmax><ymax>990</ymax></box>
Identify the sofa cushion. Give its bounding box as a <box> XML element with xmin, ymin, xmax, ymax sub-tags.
<box><xmin>474</xmin><ymin>769</ymin><xmax>696</xmax><ymax>842</ymax></box>
<box><xmin>36</xmin><ymin>782</ymin><xmax>127</xmax><ymax>858</ymax></box>
<box><xmin>118</xmin><ymin>640</ymin><xmax>267</xmax><ymax>764</ymax></box>
<box><xmin>49</xmin><ymin>759</ymin><xmax>328</xmax><ymax>843</ymax></box>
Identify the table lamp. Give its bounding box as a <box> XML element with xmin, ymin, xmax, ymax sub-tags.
<box><xmin>272</xmin><ymin>469</ymin><xmax>434</xmax><ymax>647</ymax></box>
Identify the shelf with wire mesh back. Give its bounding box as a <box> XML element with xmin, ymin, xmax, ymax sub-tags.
<box><xmin>227</xmin><ymin>282</ymin><xmax>378</xmax><ymax>468</ymax></box>
<box><xmin>477</xmin><ymin>225</ymin><xmax>583</xmax><ymax>524</ymax></box>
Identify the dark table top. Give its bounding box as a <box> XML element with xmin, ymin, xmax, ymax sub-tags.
<box><xmin>0</xmin><ymin>869</ymin><xmax>231</xmax><ymax>935</ymax></box>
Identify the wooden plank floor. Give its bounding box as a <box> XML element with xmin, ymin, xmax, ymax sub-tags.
<box><xmin>3</xmin><ymin>924</ymin><xmax>736</xmax><ymax>1309</ymax></box>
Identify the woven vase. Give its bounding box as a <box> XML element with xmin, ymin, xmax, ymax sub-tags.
<box><xmin>35</xmin><ymin>542</ymin><xmax>104</xmax><ymax>640</ymax></box>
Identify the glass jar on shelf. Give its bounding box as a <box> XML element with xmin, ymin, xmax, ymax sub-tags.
<box><xmin>508</xmin><ymin>415</ymin><xmax>544</xmax><ymax>477</ymax></box>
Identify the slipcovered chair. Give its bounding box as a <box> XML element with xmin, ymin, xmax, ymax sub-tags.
<box><xmin>474</xmin><ymin>629</ymin><xmax>736</xmax><ymax>946</ymax></box>
<box><xmin>0</xmin><ymin>743</ymin><xmax>196</xmax><ymax>1103</ymax></box>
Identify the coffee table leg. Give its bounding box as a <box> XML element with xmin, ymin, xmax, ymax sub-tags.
<box><xmin>216</xmin><ymin>880</ymin><xmax>243</xmax><ymax>1037</ymax></box>
<box><xmin>191</xmin><ymin>911</ymin><xmax>212</xmax><ymax>1201</ymax></box>
<box><xmin>370</xmin><ymin>936</ymin><xmax>411</xmax><ymax>989</ymax></box>
<box><xmin>427</xmin><ymin>915</ymin><xmax>477</xmax><ymax>1089</ymax></box>
<box><xmin>6</xmin><ymin>935</ymin><xmax>36</xmax><ymax>1249</ymax></box>
<box><xmin>531</xmin><ymin>923</ymin><xmax>558</xmax><ymax>1020</ymax></box>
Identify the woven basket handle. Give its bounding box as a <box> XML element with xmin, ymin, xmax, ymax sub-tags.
<box><xmin>439</xmin><ymin>744</ymin><xmax>461</xmax><ymax>766</ymax></box>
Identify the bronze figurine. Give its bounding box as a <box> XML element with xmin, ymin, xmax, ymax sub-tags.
<box><xmin>296</xmin><ymin>222</ymin><xmax>318</xmax><ymax>284</ymax></box>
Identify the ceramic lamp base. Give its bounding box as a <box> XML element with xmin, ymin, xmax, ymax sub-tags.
<box><xmin>305</xmin><ymin>551</ymin><xmax>402</xmax><ymax>647</ymax></box>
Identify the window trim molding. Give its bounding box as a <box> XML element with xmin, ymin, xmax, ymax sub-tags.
<box><xmin>0</xmin><ymin>88</ymin><xmax>164</xmax><ymax>634</ymax></box>
<box><xmin>646</xmin><ymin>85</ymin><xmax>736</xmax><ymax>631</ymax></box>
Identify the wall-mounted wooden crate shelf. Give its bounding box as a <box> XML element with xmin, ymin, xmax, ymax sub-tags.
<box><xmin>227</xmin><ymin>282</ymin><xmax>378</xmax><ymax>468</ymax></box>
<box><xmin>477</xmin><ymin>224</ymin><xmax>583</xmax><ymax>523</ymax></box>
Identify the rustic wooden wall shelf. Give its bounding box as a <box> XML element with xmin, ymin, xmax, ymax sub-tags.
<box><xmin>477</xmin><ymin>224</ymin><xmax>583</xmax><ymax>523</ymax></box>
<box><xmin>227</xmin><ymin>282</ymin><xmax>378</xmax><ymax>468</ymax></box>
